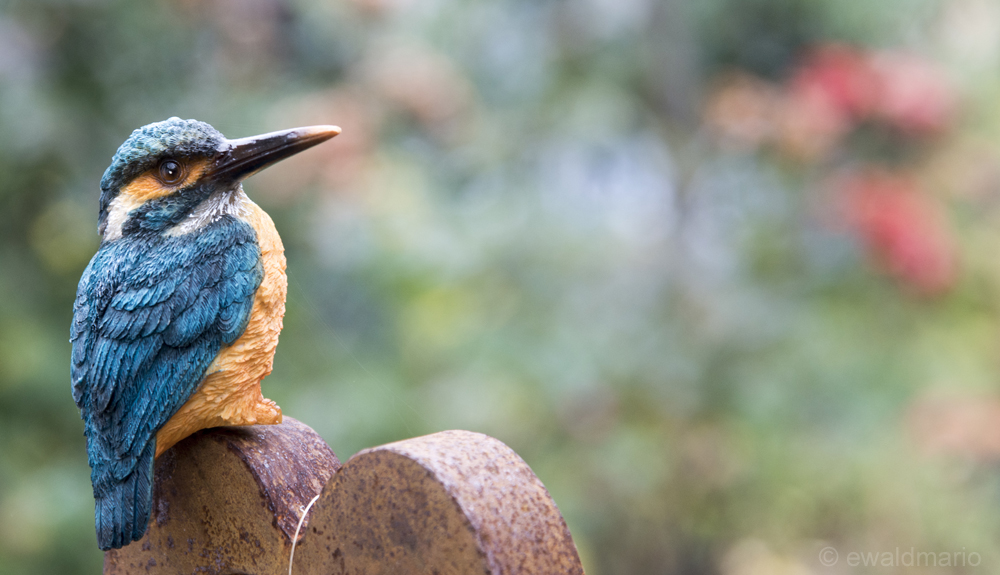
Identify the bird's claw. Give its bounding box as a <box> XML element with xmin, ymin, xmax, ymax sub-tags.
<box><xmin>254</xmin><ymin>398</ymin><xmax>282</xmax><ymax>425</ymax></box>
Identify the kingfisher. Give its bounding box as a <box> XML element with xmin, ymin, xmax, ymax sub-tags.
<box><xmin>70</xmin><ymin>117</ymin><xmax>340</xmax><ymax>550</ymax></box>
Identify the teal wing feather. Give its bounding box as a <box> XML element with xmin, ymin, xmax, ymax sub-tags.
<box><xmin>71</xmin><ymin>216</ymin><xmax>263</xmax><ymax>550</ymax></box>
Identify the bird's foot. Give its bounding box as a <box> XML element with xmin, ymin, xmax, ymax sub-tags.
<box><xmin>252</xmin><ymin>397</ymin><xmax>282</xmax><ymax>426</ymax></box>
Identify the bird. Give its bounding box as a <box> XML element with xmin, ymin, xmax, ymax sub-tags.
<box><xmin>70</xmin><ymin>117</ymin><xmax>340</xmax><ymax>550</ymax></box>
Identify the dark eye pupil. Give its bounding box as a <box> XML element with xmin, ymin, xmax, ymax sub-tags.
<box><xmin>160</xmin><ymin>160</ymin><xmax>181</xmax><ymax>182</ymax></box>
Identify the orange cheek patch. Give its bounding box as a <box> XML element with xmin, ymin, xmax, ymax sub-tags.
<box><xmin>121</xmin><ymin>158</ymin><xmax>211</xmax><ymax>202</ymax></box>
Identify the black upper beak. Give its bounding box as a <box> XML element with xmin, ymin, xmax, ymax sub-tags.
<box><xmin>210</xmin><ymin>125</ymin><xmax>341</xmax><ymax>184</ymax></box>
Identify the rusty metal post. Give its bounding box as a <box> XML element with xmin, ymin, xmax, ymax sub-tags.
<box><xmin>103</xmin><ymin>418</ymin><xmax>584</xmax><ymax>574</ymax></box>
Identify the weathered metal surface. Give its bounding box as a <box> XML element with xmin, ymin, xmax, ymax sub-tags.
<box><xmin>104</xmin><ymin>417</ymin><xmax>340</xmax><ymax>574</ymax></box>
<box><xmin>295</xmin><ymin>429</ymin><xmax>585</xmax><ymax>575</ymax></box>
<box><xmin>104</xmin><ymin>421</ymin><xmax>584</xmax><ymax>575</ymax></box>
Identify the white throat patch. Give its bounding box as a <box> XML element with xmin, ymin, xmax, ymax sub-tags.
<box><xmin>166</xmin><ymin>186</ymin><xmax>252</xmax><ymax>237</ymax></box>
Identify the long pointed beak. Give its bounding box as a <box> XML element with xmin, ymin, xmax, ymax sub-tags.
<box><xmin>210</xmin><ymin>125</ymin><xmax>341</xmax><ymax>184</ymax></box>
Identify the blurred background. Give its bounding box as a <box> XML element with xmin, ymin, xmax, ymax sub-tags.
<box><xmin>3</xmin><ymin>0</ymin><xmax>1000</xmax><ymax>573</ymax></box>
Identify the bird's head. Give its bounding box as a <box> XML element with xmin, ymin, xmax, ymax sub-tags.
<box><xmin>98</xmin><ymin>117</ymin><xmax>339</xmax><ymax>240</ymax></box>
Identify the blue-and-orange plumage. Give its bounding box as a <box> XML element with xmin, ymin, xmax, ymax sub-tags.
<box><xmin>71</xmin><ymin>118</ymin><xmax>338</xmax><ymax>550</ymax></box>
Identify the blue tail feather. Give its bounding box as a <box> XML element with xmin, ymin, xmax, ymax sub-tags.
<box><xmin>94</xmin><ymin>440</ymin><xmax>155</xmax><ymax>551</ymax></box>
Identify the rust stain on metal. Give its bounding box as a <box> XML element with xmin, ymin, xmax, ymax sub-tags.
<box><xmin>105</xmin><ymin>422</ymin><xmax>584</xmax><ymax>575</ymax></box>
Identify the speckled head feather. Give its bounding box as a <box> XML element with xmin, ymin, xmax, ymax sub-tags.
<box><xmin>99</xmin><ymin>117</ymin><xmax>224</xmax><ymax>231</ymax></box>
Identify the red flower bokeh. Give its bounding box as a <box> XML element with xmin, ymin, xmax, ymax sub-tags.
<box><xmin>836</xmin><ymin>170</ymin><xmax>957</xmax><ymax>296</ymax></box>
<box><xmin>868</xmin><ymin>51</ymin><xmax>955</xmax><ymax>135</ymax></box>
<box><xmin>789</xmin><ymin>44</ymin><xmax>876</xmax><ymax>122</ymax></box>
<box><xmin>704</xmin><ymin>44</ymin><xmax>956</xmax><ymax>161</ymax></box>
<box><xmin>789</xmin><ymin>44</ymin><xmax>955</xmax><ymax>137</ymax></box>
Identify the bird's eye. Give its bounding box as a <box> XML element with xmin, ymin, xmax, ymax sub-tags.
<box><xmin>158</xmin><ymin>159</ymin><xmax>184</xmax><ymax>184</ymax></box>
